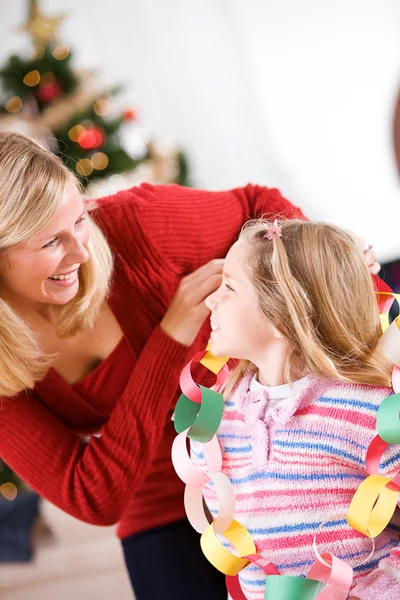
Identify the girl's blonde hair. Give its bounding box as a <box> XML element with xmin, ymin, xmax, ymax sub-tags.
<box><xmin>224</xmin><ymin>219</ymin><xmax>392</xmax><ymax>396</ymax></box>
<box><xmin>0</xmin><ymin>131</ymin><xmax>113</xmax><ymax>397</ymax></box>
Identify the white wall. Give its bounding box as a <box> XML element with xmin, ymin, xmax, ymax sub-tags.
<box><xmin>234</xmin><ymin>0</ymin><xmax>400</xmax><ymax>261</ymax></box>
<box><xmin>0</xmin><ymin>1</ymin><xmax>399</xmax><ymax>261</ymax></box>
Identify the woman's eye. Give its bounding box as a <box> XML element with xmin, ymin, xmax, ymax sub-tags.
<box><xmin>225</xmin><ymin>283</ymin><xmax>234</xmax><ymax>292</ymax></box>
<box><xmin>42</xmin><ymin>216</ymin><xmax>85</xmax><ymax>249</ymax></box>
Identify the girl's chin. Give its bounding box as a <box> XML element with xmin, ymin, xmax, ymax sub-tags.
<box><xmin>208</xmin><ymin>343</ymin><xmax>226</xmax><ymax>357</ymax></box>
<box><xmin>209</xmin><ymin>332</ymin><xmax>231</xmax><ymax>357</ymax></box>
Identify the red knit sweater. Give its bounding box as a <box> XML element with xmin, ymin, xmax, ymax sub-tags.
<box><xmin>0</xmin><ymin>183</ymin><xmax>305</xmax><ymax>539</ymax></box>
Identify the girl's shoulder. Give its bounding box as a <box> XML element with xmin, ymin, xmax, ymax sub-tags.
<box><xmin>224</xmin><ymin>374</ymin><xmax>392</xmax><ymax>421</ymax></box>
<box><xmin>224</xmin><ymin>373</ymin><xmax>254</xmax><ymax>402</ymax></box>
<box><xmin>319</xmin><ymin>379</ymin><xmax>392</xmax><ymax>412</ymax></box>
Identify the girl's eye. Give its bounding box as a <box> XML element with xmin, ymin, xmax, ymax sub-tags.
<box><xmin>225</xmin><ymin>283</ymin><xmax>235</xmax><ymax>292</ymax></box>
<box><xmin>75</xmin><ymin>215</ymin><xmax>86</xmax><ymax>226</ymax></box>
<box><xmin>43</xmin><ymin>238</ymin><xmax>58</xmax><ymax>249</ymax></box>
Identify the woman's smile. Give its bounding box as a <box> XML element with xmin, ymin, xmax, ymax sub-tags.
<box><xmin>47</xmin><ymin>267</ymin><xmax>79</xmax><ymax>287</ymax></box>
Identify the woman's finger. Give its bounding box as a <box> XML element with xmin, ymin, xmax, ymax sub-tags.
<box><xmin>363</xmin><ymin>247</ymin><xmax>381</xmax><ymax>274</ymax></box>
<box><xmin>368</xmin><ymin>261</ymin><xmax>381</xmax><ymax>275</ymax></box>
<box><xmin>184</xmin><ymin>259</ymin><xmax>224</xmax><ymax>283</ymax></box>
<box><xmin>193</xmin><ymin>273</ymin><xmax>223</xmax><ymax>305</ymax></box>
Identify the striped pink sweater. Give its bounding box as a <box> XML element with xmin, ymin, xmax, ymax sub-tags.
<box><xmin>191</xmin><ymin>374</ymin><xmax>400</xmax><ymax>600</ymax></box>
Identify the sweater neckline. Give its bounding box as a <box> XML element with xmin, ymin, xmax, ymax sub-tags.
<box><xmin>249</xmin><ymin>374</ymin><xmax>313</xmax><ymax>400</ymax></box>
<box><xmin>235</xmin><ymin>372</ymin><xmax>337</xmax><ymax>425</ymax></box>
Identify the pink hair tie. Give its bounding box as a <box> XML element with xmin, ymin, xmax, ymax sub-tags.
<box><xmin>263</xmin><ymin>219</ymin><xmax>282</xmax><ymax>240</ymax></box>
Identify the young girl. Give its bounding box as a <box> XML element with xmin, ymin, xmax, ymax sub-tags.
<box><xmin>190</xmin><ymin>219</ymin><xmax>400</xmax><ymax>600</ymax></box>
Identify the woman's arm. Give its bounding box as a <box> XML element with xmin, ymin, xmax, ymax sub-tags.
<box><xmin>94</xmin><ymin>183</ymin><xmax>307</xmax><ymax>274</ymax></box>
<box><xmin>133</xmin><ymin>183</ymin><xmax>306</xmax><ymax>271</ymax></box>
<box><xmin>0</xmin><ymin>326</ymin><xmax>190</xmax><ymax>526</ymax></box>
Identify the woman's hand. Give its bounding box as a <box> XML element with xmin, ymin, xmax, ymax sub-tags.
<box><xmin>351</xmin><ymin>232</ymin><xmax>381</xmax><ymax>275</ymax></box>
<box><xmin>160</xmin><ymin>259</ymin><xmax>224</xmax><ymax>346</ymax></box>
<box><xmin>363</xmin><ymin>244</ymin><xmax>381</xmax><ymax>275</ymax></box>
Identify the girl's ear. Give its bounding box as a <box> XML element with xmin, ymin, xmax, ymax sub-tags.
<box><xmin>273</xmin><ymin>326</ymin><xmax>285</xmax><ymax>340</ymax></box>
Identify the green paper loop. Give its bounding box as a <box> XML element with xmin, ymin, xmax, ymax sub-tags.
<box><xmin>174</xmin><ymin>393</ymin><xmax>198</xmax><ymax>432</ymax></box>
<box><xmin>377</xmin><ymin>393</ymin><xmax>400</xmax><ymax>445</ymax></box>
<box><xmin>264</xmin><ymin>575</ymin><xmax>324</xmax><ymax>599</ymax></box>
<box><xmin>173</xmin><ymin>386</ymin><xmax>224</xmax><ymax>443</ymax></box>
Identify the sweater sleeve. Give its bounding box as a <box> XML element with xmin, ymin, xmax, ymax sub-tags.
<box><xmin>0</xmin><ymin>327</ymin><xmax>190</xmax><ymax>526</ymax></box>
<box><xmin>350</xmin><ymin>442</ymin><xmax>400</xmax><ymax>599</ymax></box>
<box><xmin>350</xmin><ymin>567</ymin><xmax>400</xmax><ymax>600</ymax></box>
<box><xmin>94</xmin><ymin>183</ymin><xmax>307</xmax><ymax>274</ymax></box>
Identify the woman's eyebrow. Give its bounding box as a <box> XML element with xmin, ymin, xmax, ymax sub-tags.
<box><xmin>36</xmin><ymin>210</ymin><xmax>86</xmax><ymax>242</ymax></box>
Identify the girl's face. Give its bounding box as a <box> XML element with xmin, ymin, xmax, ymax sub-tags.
<box><xmin>206</xmin><ymin>241</ymin><xmax>282</xmax><ymax>362</ymax></box>
<box><xmin>0</xmin><ymin>181</ymin><xmax>90</xmax><ymax>313</ymax></box>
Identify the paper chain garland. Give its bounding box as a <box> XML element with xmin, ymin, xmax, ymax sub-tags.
<box><xmin>171</xmin><ymin>291</ymin><xmax>400</xmax><ymax>600</ymax></box>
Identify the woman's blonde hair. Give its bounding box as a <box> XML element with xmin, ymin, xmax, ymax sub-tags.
<box><xmin>0</xmin><ymin>131</ymin><xmax>113</xmax><ymax>397</ymax></box>
<box><xmin>224</xmin><ymin>219</ymin><xmax>392</xmax><ymax>396</ymax></box>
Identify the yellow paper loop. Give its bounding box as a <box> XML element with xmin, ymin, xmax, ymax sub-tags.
<box><xmin>200</xmin><ymin>519</ymin><xmax>256</xmax><ymax>576</ymax></box>
<box><xmin>347</xmin><ymin>475</ymin><xmax>398</xmax><ymax>538</ymax></box>
<box><xmin>378</xmin><ymin>317</ymin><xmax>400</xmax><ymax>366</ymax></box>
<box><xmin>380</xmin><ymin>312</ymin><xmax>390</xmax><ymax>334</ymax></box>
<box><xmin>200</xmin><ymin>343</ymin><xmax>229</xmax><ymax>374</ymax></box>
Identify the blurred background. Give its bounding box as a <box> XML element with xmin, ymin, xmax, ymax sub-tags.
<box><xmin>0</xmin><ymin>1</ymin><xmax>399</xmax><ymax>599</ymax></box>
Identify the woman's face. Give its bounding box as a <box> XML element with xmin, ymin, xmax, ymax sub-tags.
<box><xmin>0</xmin><ymin>181</ymin><xmax>90</xmax><ymax>312</ymax></box>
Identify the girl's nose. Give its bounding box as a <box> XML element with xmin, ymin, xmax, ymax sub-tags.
<box><xmin>205</xmin><ymin>290</ymin><xmax>218</xmax><ymax>311</ymax></box>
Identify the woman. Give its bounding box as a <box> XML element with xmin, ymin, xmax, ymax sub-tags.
<box><xmin>0</xmin><ymin>132</ymin><xmax>374</xmax><ymax>599</ymax></box>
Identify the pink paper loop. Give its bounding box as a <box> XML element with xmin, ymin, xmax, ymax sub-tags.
<box><xmin>172</xmin><ymin>429</ymin><xmax>222</xmax><ymax>487</ymax></box>
<box><xmin>215</xmin><ymin>365</ymin><xmax>230</xmax><ymax>391</ymax></box>
<box><xmin>313</xmin><ymin>513</ymin><xmax>375</xmax><ymax>570</ymax></box>
<box><xmin>242</xmin><ymin>553</ymin><xmax>280</xmax><ymax>574</ymax></box>
<box><xmin>366</xmin><ymin>434</ymin><xmax>388</xmax><ymax>476</ymax></box>
<box><xmin>184</xmin><ymin>471</ymin><xmax>235</xmax><ymax>534</ymax></box>
<box><xmin>226</xmin><ymin>554</ymin><xmax>279</xmax><ymax>600</ymax></box>
<box><xmin>365</xmin><ymin>434</ymin><xmax>400</xmax><ymax>492</ymax></box>
<box><xmin>376</xmin><ymin>292</ymin><xmax>396</xmax><ymax>314</ymax></box>
<box><xmin>393</xmin><ymin>365</ymin><xmax>400</xmax><ymax>394</ymax></box>
<box><xmin>179</xmin><ymin>351</ymin><xmax>207</xmax><ymax>404</ymax></box>
<box><xmin>308</xmin><ymin>552</ymin><xmax>353</xmax><ymax>600</ymax></box>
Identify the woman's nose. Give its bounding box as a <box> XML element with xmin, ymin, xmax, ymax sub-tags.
<box><xmin>70</xmin><ymin>238</ymin><xmax>90</xmax><ymax>264</ymax></box>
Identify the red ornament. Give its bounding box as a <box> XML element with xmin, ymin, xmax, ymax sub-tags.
<box><xmin>36</xmin><ymin>80</ymin><xmax>62</xmax><ymax>103</ymax></box>
<box><xmin>77</xmin><ymin>127</ymin><xmax>105</xmax><ymax>149</ymax></box>
<box><xmin>122</xmin><ymin>108</ymin><xmax>138</xmax><ymax>122</ymax></box>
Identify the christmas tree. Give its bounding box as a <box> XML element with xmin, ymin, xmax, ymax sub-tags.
<box><xmin>0</xmin><ymin>0</ymin><xmax>189</xmax><ymax>192</ymax></box>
